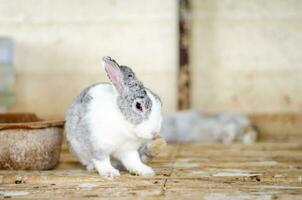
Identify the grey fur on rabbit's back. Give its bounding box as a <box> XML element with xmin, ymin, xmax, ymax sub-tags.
<box><xmin>65</xmin><ymin>57</ymin><xmax>162</xmax><ymax>178</ymax></box>
<box><xmin>65</xmin><ymin>83</ymin><xmax>103</xmax><ymax>165</ymax></box>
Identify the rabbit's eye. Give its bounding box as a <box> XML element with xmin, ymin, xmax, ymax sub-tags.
<box><xmin>135</xmin><ymin>102</ymin><xmax>143</xmax><ymax>112</ymax></box>
<box><xmin>128</xmin><ymin>74</ymin><xmax>133</xmax><ymax>78</ymax></box>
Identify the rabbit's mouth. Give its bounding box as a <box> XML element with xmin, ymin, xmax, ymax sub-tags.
<box><xmin>152</xmin><ymin>132</ymin><xmax>159</xmax><ymax>140</ymax></box>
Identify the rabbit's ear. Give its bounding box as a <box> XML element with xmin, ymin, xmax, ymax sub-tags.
<box><xmin>102</xmin><ymin>57</ymin><xmax>125</xmax><ymax>94</ymax></box>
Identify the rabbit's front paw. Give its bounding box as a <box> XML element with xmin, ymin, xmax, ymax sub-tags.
<box><xmin>86</xmin><ymin>163</ymin><xmax>95</xmax><ymax>172</ymax></box>
<box><xmin>114</xmin><ymin>150</ymin><xmax>156</xmax><ymax>177</ymax></box>
<box><xmin>129</xmin><ymin>164</ymin><xmax>155</xmax><ymax>176</ymax></box>
<box><xmin>97</xmin><ymin>167</ymin><xmax>120</xmax><ymax>178</ymax></box>
<box><xmin>92</xmin><ymin>158</ymin><xmax>120</xmax><ymax>179</ymax></box>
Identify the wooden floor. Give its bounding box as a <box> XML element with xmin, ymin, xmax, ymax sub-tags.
<box><xmin>0</xmin><ymin>142</ymin><xmax>302</xmax><ymax>199</ymax></box>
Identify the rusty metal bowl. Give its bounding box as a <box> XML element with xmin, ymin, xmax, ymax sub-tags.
<box><xmin>0</xmin><ymin>113</ymin><xmax>64</xmax><ymax>170</ymax></box>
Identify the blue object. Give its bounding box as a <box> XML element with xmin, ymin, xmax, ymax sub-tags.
<box><xmin>0</xmin><ymin>37</ymin><xmax>15</xmax><ymax>108</ymax></box>
<box><xmin>0</xmin><ymin>37</ymin><xmax>13</xmax><ymax>65</ymax></box>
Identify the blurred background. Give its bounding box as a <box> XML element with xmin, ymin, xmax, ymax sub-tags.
<box><xmin>0</xmin><ymin>0</ymin><xmax>301</xmax><ymax>119</ymax></box>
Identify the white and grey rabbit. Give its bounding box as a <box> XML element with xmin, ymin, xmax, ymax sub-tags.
<box><xmin>65</xmin><ymin>56</ymin><xmax>162</xmax><ymax>178</ymax></box>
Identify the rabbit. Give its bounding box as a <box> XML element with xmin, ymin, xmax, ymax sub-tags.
<box><xmin>65</xmin><ymin>56</ymin><xmax>162</xmax><ymax>178</ymax></box>
<box><xmin>161</xmin><ymin>109</ymin><xmax>257</xmax><ymax>144</ymax></box>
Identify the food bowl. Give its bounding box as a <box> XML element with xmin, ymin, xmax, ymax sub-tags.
<box><xmin>0</xmin><ymin>113</ymin><xmax>64</xmax><ymax>170</ymax></box>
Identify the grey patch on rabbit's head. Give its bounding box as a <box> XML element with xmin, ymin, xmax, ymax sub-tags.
<box><xmin>117</xmin><ymin>65</ymin><xmax>152</xmax><ymax>125</ymax></box>
<box><xmin>102</xmin><ymin>56</ymin><xmax>152</xmax><ymax>125</ymax></box>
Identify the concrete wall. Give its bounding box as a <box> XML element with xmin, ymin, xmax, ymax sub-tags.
<box><xmin>191</xmin><ymin>0</ymin><xmax>302</xmax><ymax>114</ymax></box>
<box><xmin>1</xmin><ymin>0</ymin><xmax>301</xmax><ymax>117</ymax></box>
<box><xmin>0</xmin><ymin>0</ymin><xmax>178</xmax><ymax>117</ymax></box>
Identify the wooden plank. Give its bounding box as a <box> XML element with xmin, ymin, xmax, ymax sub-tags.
<box><xmin>0</xmin><ymin>143</ymin><xmax>301</xmax><ymax>199</ymax></box>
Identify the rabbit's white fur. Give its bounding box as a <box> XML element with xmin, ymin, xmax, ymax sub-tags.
<box><xmin>67</xmin><ymin>83</ymin><xmax>162</xmax><ymax>178</ymax></box>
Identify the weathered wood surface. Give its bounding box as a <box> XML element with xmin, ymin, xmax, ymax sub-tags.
<box><xmin>0</xmin><ymin>142</ymin><xmax>302</xmax><ymax>199</ymax></box>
